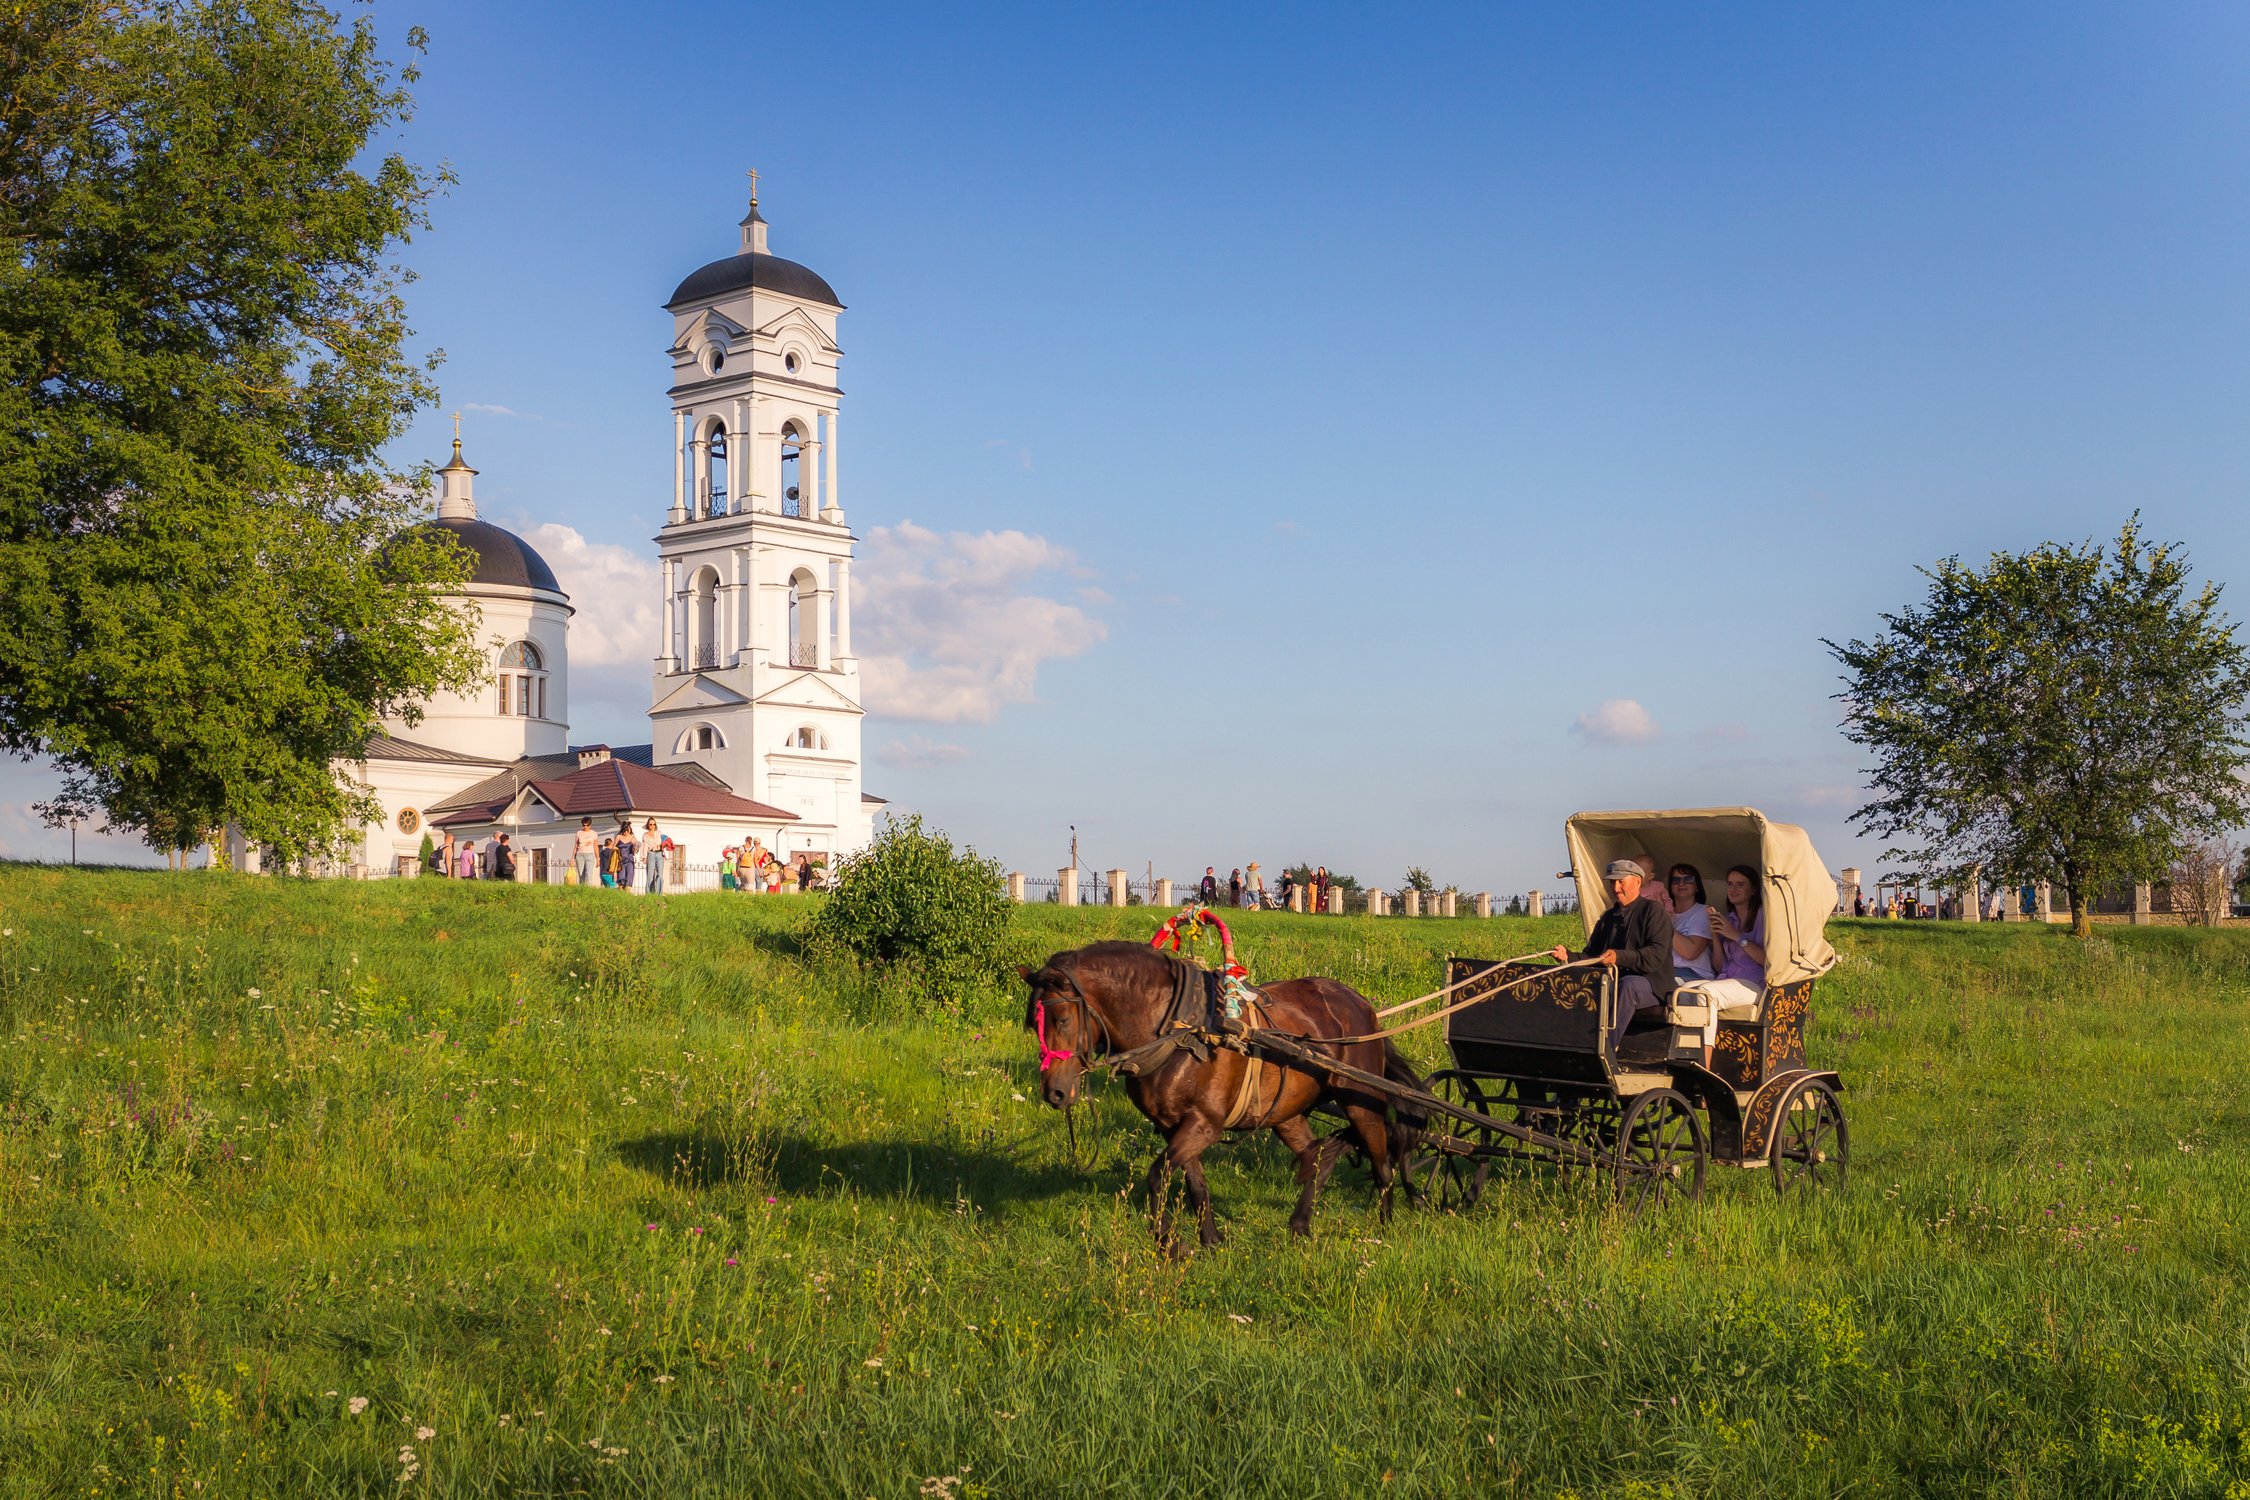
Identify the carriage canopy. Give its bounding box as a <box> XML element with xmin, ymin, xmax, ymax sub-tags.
<box><xmin>1563</xmin><ymin>808</ymin><xmax>1839</xmax><ymax>986</ymax></box>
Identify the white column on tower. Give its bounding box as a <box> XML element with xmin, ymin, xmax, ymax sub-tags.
<box><xmin>804</xmin><ymin>437</ymin><xmax>823</xmax><ymax>517</ymax></box>
<box><xmin>725</xmin><ymin>546</ymin><xmax>748</xmax><ymax>665</ymax></box>
<box><xmin>823</xmin><ymin>411</ymin><xmax>840</xmax><ymax>520</ymax></box>
<box><xmin>659</xmin><ymin>557</ymin><xmax>678</xmax><ymax>669</ymax></box>
<box><xmin>814</xmin><ymin>584</ymin><xmax>833</xmax><ymax>670</ymax></box>
<box><xmin>730</xmin><ymin>398</ymin><xmax>747</xmax><ymax>511</ymax></box>
<box><xmin>671</xmin><ymin>411</ymin><xmax>686</xmax><ymax>522</ymax></box>
<box><xmin>689</xmin><ymin>432</ymin><xmax>710</xmax><ymax>518</ymax></box>
<box><xmin>832</xmin><ymin>557</ymin><xmax>852</xmax><ymax>658</ymax></box>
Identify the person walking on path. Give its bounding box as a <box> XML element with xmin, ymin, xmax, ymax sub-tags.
<box><xmin>455</xmin><ymin>838</ymin><xmax>477</xmax><ymax>880</ymax></box>
<box><xmin>491</xmin><ymin>834</ymin><xmax>517</xmax><ymax>883</ymax></box>
<box><xmin>616</xmin><ymin>820</ymin><xmax>638</xmax><ymax>893</ymax></box>
<box><xmin>573</xmin><ymin>818</ymin><xmax>599</xmax><ymax>887</ymax></box>
<box><xmin>1199</xmin><ymin>867</ymin><xmax>1219</xmax><ymax>904</ymax></box>
<box><xmin>438</xmin><ymin>831</ymin><xmax>457</xmax><ymax>878</ymax></box>
<box><xmin>643</xmin><ymin>819</ymin><xmax>666</xmax><ymax>894</ymax></box>
<box><xmin>1228</xmin><ymin>868</ymin><xmax>1243</xmax><ymax>907</ymax></box>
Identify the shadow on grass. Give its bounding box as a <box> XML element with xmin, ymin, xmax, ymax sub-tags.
<box><xmin>616</xmin><ymin>1130</ymin><xmax>1090</xmax><ymax>1213</ymax></box>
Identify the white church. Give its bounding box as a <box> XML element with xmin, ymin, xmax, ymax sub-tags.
<box><xmin>299</xmin><ymin>194</ymin><xmax>882</xmax><ymax>882</ymax></box>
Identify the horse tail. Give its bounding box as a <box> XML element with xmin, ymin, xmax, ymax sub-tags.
<box><xmin>1380</xmin><ymin>1040</ymin><xmax>1429</xmax><ymax>1157</ymax></box>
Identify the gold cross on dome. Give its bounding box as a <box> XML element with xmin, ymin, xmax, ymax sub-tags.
<box><xmin>746</xmin><ymin>167</ymin><xmax>759</xmax><ymax>204</ymax></box>
<box><xmin>451</xmin><ymin>409</ymin><xmax>461</xmax><ymax>441</ymax></box>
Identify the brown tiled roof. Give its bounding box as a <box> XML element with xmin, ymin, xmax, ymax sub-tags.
<box><xmin>525</xmin><ymin>758</ymin><xmax>796</xmax><ymax>821</ymax></box>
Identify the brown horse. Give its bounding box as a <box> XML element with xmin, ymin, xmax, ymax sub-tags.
<box><xmin>1020</xmin><ymin>941</ymin><xmax>1426</xmax><ymax>1256</ymax></box>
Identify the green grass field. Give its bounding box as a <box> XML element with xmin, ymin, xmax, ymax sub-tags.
<box><xmin>1</xmin><ymin>865</ymin><xmax>2247</xmax><ymax>1498</ymax></box>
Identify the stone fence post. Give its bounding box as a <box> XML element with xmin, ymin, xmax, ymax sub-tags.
<box><xmin>1325</xmin><ymin>887</ymin><xmax>1343</xmax><ymax>916</ymax></box>
<box><xmin>1288</xmin><ymin>887</ymin><xmax>1303</xmax><ymax>912</ymax></box>
<box><xmin>1403</xmin><ymin>889</ymin><xmax>1421</xmax><ymax>917</ymax></box>
<box><xmin>1473</xmin><ymin>891</ymin><xmax>1491</xmax><ymax>917</ymax></box>
<box><xmin>2131</xmin><ymin>882</ymin><xmax>2153</xmax><ymax>925</ymax></box>
<box><xmin>1155</xmin><ymin>878</ymin><xmax>1174</xmax><ymax>907</ymax></box>
<box><xmin>1528</xmin><ymin>889</ymin><xmax>1543</xmax><ymax>919</ymax></box>
<box><xmin>1007</xmin><ymin>871</ymin><xmax>1026</xmax><ymax>903</ymax></box>
<box><xmin>1107</xmin><ymin>869</ymin><xmax>1128</xmax><ymax>907</ymax></box>
<box><xmin>1057</xmin><ymin>868</ymin><xmax>1078</xmax><ymax>907</ymax></box>
<box><xmin>1964</xmin><ymin>866</ymin><xmax>1982</xmax><ymax>923</ymax></box>
<box><xmin>1441</xmin><ymin>890</ymin><xmax>1458</xmax><ymax>917</ymax></box>
<box><xmin>2036</xmin><ymin>881</ymin><xmax>2052</xmax><ymax>922</ymax></box>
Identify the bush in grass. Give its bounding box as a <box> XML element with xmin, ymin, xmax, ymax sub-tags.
<box><xmin>807</xmin><ymin>814</ymin><xmax>1011</xmax><ymax>1005</ymax></box>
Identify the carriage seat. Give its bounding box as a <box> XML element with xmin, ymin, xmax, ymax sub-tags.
<box><xmin>1667</xmin><ymin>979</ymin><xmax>1764</xmax><ymax>1026</ymax></box>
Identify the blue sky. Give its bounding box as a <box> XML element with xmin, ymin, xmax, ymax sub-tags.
<box><xmin>10</xmin><ymin>1</ymin><xmax>2250</xmax><ymax>894</ymax></box>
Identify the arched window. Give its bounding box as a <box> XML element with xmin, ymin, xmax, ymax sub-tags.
<box><xmin>780</xmin><ymin>422</ymin><xmax>805</xmax><ymax>517</ymax></box>
<box><xmin>674</xmin><ymin>723</ymin><xmax>726</xmax><ymax>754</ymax></box>
<box><xmin>788</xmin><ymin>725</ymin><xmax>829</xmax><ymax>751</ymax></box>
<box><xmin>705</xmin><ymin>426</ymin><xmax>729</xmax><ymax>517</ymax></box>
<box><xmin>497</xmin><ymin>640</ymin><xmax>548</xmax><ymax>719</ymax></box>
<box><xmin>690</xmin><ymin>567</ymin><xmax>720</xmax><ymax>669</ymax></box>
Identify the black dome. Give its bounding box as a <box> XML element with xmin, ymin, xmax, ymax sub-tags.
<box><xmin>667</xmin><ymin>251</ymin><xmax>842</xmax><ymax>310</ymax></box>
<box><xmin>413</xmin><ymin>517</ymin><xmax>563</xmax><ymax>594</ymax></box>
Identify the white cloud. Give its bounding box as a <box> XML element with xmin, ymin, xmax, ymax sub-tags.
<box><xmin>876</xmin><ymin>736</ymin><xmax>971</xmax><ymax>769</ymax></box>
<box><xmin>463</xmin><ymin>402</ymin><xmax>540</xmax><ymax>420</ymax></box>
<box><xmin>856</xmin><ymin>521</ymin><xmax>1107</xmax><ymax>724</ymax></box>
<box><xmin>1572</xmin><ymin>698</ymin><xmax>1660</xmax><ymax>746</ymax></box>
<box><xmin>523</xmin><ymin>524</ymin><xmax>662</xmax><ymax>669</ymax></box>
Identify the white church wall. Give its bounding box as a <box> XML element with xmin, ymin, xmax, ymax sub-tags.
<box><xmin>385</xmin><ymin>588</ymin><xmax>570</xmax><ymax>762</ymax></box>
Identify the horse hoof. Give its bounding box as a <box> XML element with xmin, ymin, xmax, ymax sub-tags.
<box><xmin>1288</xmin><ymin>1219</ymin><xmax>1312</xmax><ymax>1238</ymax></box>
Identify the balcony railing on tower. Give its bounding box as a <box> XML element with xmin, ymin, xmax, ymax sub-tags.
<box><xmin>789</xmin><ymin>642</ymin><xmax>818</xmax><ymax>669</ymax></box>
<box><xmin>693</xmin><ymin>643</ymin><xmax>717</xmax><ymax>670</ymax></box>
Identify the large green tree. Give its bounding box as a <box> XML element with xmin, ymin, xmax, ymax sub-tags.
<box><xmin>1828</xmin><ymin>519</ymin><xmax>2250</xmax><ymax>936</ymax></box>
<box><xmin>0</xmin><ymin>0</ymin><xmax>481</xmax><ymax>862</ymax></box>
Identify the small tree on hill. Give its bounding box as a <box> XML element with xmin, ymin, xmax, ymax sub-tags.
<box><xmin>1828</xmin><ymin>519</ymin><xmax>2250</xmax><ymax>938</ymax></box>
<box><xmin>807</xmin><ymin>814</ymin><xmax>1011</xmax><ymax>1004</ymax></box>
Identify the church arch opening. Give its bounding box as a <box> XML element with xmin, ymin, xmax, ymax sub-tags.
<box><xmin>702</xmin><ymin>420</ymin><xmax>729</xmax><ymax>517</ymax></box>
<box><xmin>788</xmin><ymin>725</ymin><xmax>829</xmax><ymax>751</ymax></box>
<box><xmin>689</xmin><ymin>566</ymin><xmax>721</xmax><ymax>669</ymax></box>
<box><xmin>787</xmin><ymin>567</ymin><xmax>819</xmax><ymax>668</ymax></box>
<box><xmin>780</xmin><ymin>422</ymin><xmax>805</xmax><ymax>517</ymax></box>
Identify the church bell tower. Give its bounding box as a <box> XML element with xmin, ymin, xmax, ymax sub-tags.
<box><xmin>649</xmin><ymin>183</ymin><xmax>868</xmax><ymax>858</ymax></box>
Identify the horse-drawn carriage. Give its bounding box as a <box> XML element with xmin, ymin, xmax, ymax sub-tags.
<box><xmin>1020</xmin><ymin>807</ymin><xmax>1847</xmax><ymax>1253</ymax></box>
<box><xmin>1399</xmin><ymin>808</ymin><xmax>1847</xmax><ymax>1209</ymax></box>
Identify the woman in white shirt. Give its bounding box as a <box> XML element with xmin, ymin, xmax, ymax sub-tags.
<box><xmin>1665</xmin><ymin>862</ymin><xmax>1718</xmax><ymax>1065</ymax></box>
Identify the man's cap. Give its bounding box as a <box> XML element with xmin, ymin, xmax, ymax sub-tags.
<box><xmin>1604</xmin><ymin>858</ymin><xmax>1648</xmax><ymax>880</ymax></box>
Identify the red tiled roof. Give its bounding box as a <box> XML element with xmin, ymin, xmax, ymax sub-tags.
<box><xmin>524</xmin><ymin>758</ymin><xmax>797</xmax><ymax>822</ymax></box>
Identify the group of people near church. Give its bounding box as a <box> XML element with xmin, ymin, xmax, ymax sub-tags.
<box><xmin>723</xmin><ymin>834</ymin><xmax>822</xmax><ymax>894</ymax></box>
<box><xmin>1197</xmin><ymin>863</ymin><xmax>1271</xmax><ymax>910</ymax></box>
<box><xmin>428</xmin><ymin>829</ymin><xmax>517</xmax><ymax>882</ymax></box>
<box><xmin>568</xmin><ymin>816</ymin><xmax>675</xmax><ymax>892</ymax></box>
<box><xmin>1550</xmin><ymin>855</ymin><xmax>1768</xmax><ymax>1066</ymax></box>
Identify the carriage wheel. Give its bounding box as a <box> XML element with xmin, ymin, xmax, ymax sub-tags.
<box><xmin>1402</xmin><ymin>1070</ymin><xmax>1495</xmax><ymax>1212</ymax></box>
<box><xmin>1614</xmin><ymin>1088</ymin><xmax>1707</xmax><ymax>1212</ymax></box>
<box><xmin>1769</xmin><ymin>1078</ymin><xmax>1848</xmax><ymax>1193</ymax></box>
<box><xmin>1552</xmin><ymin>1093</ymin><xmax>1622</xmax><ymax>1160</ymax></box>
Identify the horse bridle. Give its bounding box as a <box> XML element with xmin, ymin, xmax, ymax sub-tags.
<box><xmin>1033</xmin><ymin>975</ymin><xmax>1111</xmax><ymax>1078</ymax></box>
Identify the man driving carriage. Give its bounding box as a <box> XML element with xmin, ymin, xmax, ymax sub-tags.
<box><xmin>1549</xmin><ymin>858</ymin><xmax>1677</xmax><ymax>1047</ymax></box>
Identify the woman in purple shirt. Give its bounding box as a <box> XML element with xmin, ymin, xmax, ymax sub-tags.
<box><xmin>1702</xmin><ymin>864</ymin><xmax>1769</xmax><ymax>1012</ymax></box>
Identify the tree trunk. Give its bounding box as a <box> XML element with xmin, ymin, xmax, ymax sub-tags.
<box><xmin>2065</xmin><ymin>871</ymin><xmax>2092</xmax><ymax>938</ymax></box>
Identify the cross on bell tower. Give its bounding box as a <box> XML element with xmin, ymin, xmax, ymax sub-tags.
<box><xmin>647</xmin><ymin>187</ymin><xmax>868</xmax><ymax>861</ymax></box>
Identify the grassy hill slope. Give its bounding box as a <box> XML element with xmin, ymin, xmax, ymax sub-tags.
<box><xmin>1</xmin><ymin>866</ymin><xmax>2246</xmax><ymax>1497</ymax></box>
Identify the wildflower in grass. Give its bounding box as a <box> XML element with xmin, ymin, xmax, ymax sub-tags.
<box><xmin>654</xmin><ymin>1375</ymin><xmax>673</xmax><ymax>1384</ymax></box>
<box><xmin>349</xmin><ymin>1396</ymin><xmax>369</xmax><ymax>1414</ymax></box>
<box><xmin>688</xmin><ymin>1226</ymin><xmax>703</xmax><ymax>1236</ymax></box>
<box><xmin>416</xmin><ymin>1426</ymin><xmax>435</xmax><ymax>1440</ymax></box>
<box><xmin>724</xmin><ymin>1257</ymin><xmax>739</xmax><ymax>1267</ymax></box>
<box><xmin>645</xmin><ymin>1223</ymin><xmax>658</xmax><ymax>1232</ymax></box>
<box><xmin>598</xmin><ymin>1326</ymin><xmax>612</xmax><ymax>1336</ymax></box>
<box><xmin>864</xmin><ymin>1357</ymin><xmax>883</xmax><ymax>1368</ymax></box>
<box><xmin>247</xmin><ymin>988</ymin><xmax>261</xmax><ymax>999</ymax></box>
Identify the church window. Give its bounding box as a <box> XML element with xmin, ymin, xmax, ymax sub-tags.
<box><xmin>789</xmin><ymin>726</ymin><xmax>828</xmax><ymax>751</ymax></box>
<box><xmin>784</xmin><ymin>352</ymin><xmax>801</xmax><ymax>375</ymax></box>
<box><xmin>497</xmin><ymin>641</ymin><xmax>548</xmax><ymax>719</ymax></box>
<box><xmin>397</xmin><ymin>808</ymin><xmax>421</xmax><ymax>835</ymax></box>
<box><xmin>674</xmin><ymin>723</ymin><xmax>726</xmax><ymax>754</ymax></box>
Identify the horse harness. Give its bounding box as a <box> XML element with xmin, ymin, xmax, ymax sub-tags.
<box><xmin>1036</xmin><ymin>954</ymin><xmax>1282</xmax><ymax>1129</ymax></box>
